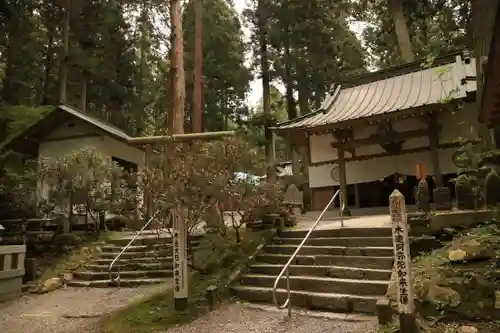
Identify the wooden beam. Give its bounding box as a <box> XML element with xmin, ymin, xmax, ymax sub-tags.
<box><xmin>42</xmin><ymin>133</ymin><xmax>100</xmax><ymax>143</ymax></box>
<box><xmin>330</xmin><ymin>128</ymin><xmax>431</xmax><ymax>150</ymax></box>
<box><xmin>426</xmin><ymin>113</ymin><xmax>443</xmax><ymax>186</ymax></box>
<box><xmin>311</xmin><ymin>141</ymin><xmax>479</xmax><ymax>167</ymax></box>
<box><xmin>337</xmin><ymin>145</ymin><xmax>349</xmax><ymax>213</ymax></box>
<box><xmin>127</xmin><ymin>131</ymin><xmax>236</xmax><ymax>145</ymax></box>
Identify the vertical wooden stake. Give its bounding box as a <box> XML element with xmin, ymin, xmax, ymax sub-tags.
<box><xmin>172</xmin><ymin>210</ymin><xmax>188</xmax><ymax>310</ymax></box>
<box><xmin>389</xmin><ymin>190</ymin><xmax>417</xmax><ymax>333</ymax></box>
<box><xmin>338</xmin><ymin>146</ymin><xmax>350</xmax><ymax>216</ymax></box>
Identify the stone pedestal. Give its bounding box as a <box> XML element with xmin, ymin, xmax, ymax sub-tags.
<box><xmin>416</xmin><ymin>179</ymin><xmax>430</xmax><ymax>213</ymax></box>
<box><xmin>433</xmin><ymin>186</ymin><xmax>452</xmax><ymax>210</ymax></box>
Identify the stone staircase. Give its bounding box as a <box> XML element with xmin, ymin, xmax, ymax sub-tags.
<box><xmin>68</xmin><ymin>234</ymin><xmax>201</xmax><ymax>287</ymax></box>
<box><xmin>231</xmin><ymin>227</ymin><xmax>394</xmax><ymax>314</ymax></box>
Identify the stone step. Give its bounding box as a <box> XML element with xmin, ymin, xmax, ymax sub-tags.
<box><xmin>85</xmin><ymin>262</ymin><xmax>173</xmax><ymax>272</ymax></box>
<box><xmin>255</xmin><ymin>254</ymin><xmax>393</xmax><ymax>270</ymax></box>
<box><xmin>273</xmin><ymin>236</ymin><xmax>393</xmax><ymax>247</ymax></box>
<box><xmin>263</xmin><ymin>245</ymin><xmax>393</xmax><ymax>257</ymax></box>
<box><xmin>98</xmin><ymin>250</ymin><xmax>171</xmax><ymax>259</ymax></box>
<box><xmin>230</xmin><ymin>285</ymin><xmax>380</xmax><ymax>313</ymax></box>
<box><xmin>67</xmin><ymin>277</ymin><xmax>168</xmax><ymax>288</ymax></box>
<box><xmin>93</xmin><ymin>256</ymin><xmax>173</xmax><ymax>266</ymax></box>
<box><xmin>101</xmin><ymin>244</ymin><xmax>171</xmax><ymax>253</ymax></box>
<box><xmin>248</xmin><ymin>264</ymin><xmax>392</xmax><ymax>281</ymax></box>
<box><xmin>107</xmin><ymin>235</ymin><xmax>203</xmax><ymax>247</ymax></box>
<box><xmin>279</xmin><ymin>228</ymin><xmax>392</xmax><ymax>239</ymax></box>
<box><xmin>239</xmin><ymin>274</ymin><xmax>388</xmax><ymax>296</ymax></box>
<box><xmin>73</xmin><ymin>269</ymin><xmax>173</xmax><ymax>281</ymax></box>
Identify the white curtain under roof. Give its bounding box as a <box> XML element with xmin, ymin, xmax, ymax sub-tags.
<box><xmin>309</xmin><ymin>148</ymin><xmax>457</xmax><ymax>187</ymax></box>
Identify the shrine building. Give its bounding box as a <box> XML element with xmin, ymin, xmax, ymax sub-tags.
<box><xmin>274</xmin><ymin>50</ymin><xmax>479</xmax><ymax>211</ymax></box>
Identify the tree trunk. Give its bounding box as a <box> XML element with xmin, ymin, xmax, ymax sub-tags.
<box><xmin>80</xmin><ymin>70</ymin><xmax>87</xmax><ymax>112</ymax></box>
<box><xmin>169</xmin><ymin>0</ymin><xmax>185</xmax><ymax>135</ymax></box>
<box><xmin>257</xmin><ymin>0</ymin><xmax>276</xmax><ymax>182</ymax></box>
<box><xmin>59</xmin><ymin>5</ymin><xmax>70</xmax><ymax>104</ymax></box>
<box><xmin>388</xmin><ymin>0</ymin><xmax>414</xmax><ymax>62</ymax></box>
<box><xmin>136</xmin><ymin>3</ymin><xmax>149</xmax><ymax>136</ymax></box>
<box><xmin>192</xmin><ymin>0</ymin><xmax>203</xmax><ymax>133</ymax></box>
<box><xmin>298</xmin><ymin>83</ymin><xmax>311</xmax><ymax>203</ymax></box>
<box><xmin>284</xmin><ymin>38</ymin><xmax>300</xmax><ymax>176</ymax></box>
<box><xmin>42</xmin><ymin>33</ymin><xmax>54</xmax><ymax>105</ymax></box>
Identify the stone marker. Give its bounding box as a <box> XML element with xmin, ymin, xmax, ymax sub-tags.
<box><xmin>283</xmin><ymin>184</ymin><xmax>303</xmax><ymax>205</ymax></box>
<box><xmin>172</xmin><ymin>210</ymin><xmax>188</xmax><ymax>311</ymax></box>
<box><xmin>283</xmin><ymin>184</ymin><xmax>303</xmax><ymax>217</ymax></box>
<box><xmin>389</xmin><ymin>189</ymin><xmax>417</xmax><ymax>333</ymax></box>
<box><xmin>206</xmin><ymin>285</ymin><xmax>218</xmax><ymax>311</ymax></box>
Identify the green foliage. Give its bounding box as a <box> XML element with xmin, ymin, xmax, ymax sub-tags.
<box><xmin>183</xmin><ymin>0</ymin><xmax>251</xmax><ymax>131</ymax></box>
<box><xmin>225</xmin><ymin>178</ymin><xmax>284</xmax><ymax>242</ymax></box>
<box><xmin>0</xmin><ymin>105</ymin><xmax>53</xmax><ymax>144</ymax></box>
<box><xmin>244</xmin><ymin>0</ymin><xmax>367</xmax><ymax>116</ymax></box>
<box><xmin>0</xmin><ymin>0</ymin><xmax>171</xmax><ymax>135</ymax></box>
<box><xmin>0</xmin><ymin>147</ymin><xmax>130</xmax><ymax>221</ymax></box>
<box><xmin>356</xmin><ymin>0</ymin><xmax>472</xmax><ymax>68</ymax></box>
<box><xmin>143</xmin><ymin>137</ymin><xmax>278</xmax><ymax>235</ymax></box>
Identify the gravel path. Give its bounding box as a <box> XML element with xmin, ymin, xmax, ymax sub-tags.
<box><xmin>163</xmin><ymin>303</ymin><xmax>378</xmax><ymax>333</ymax></box>
<box><xmin>0</xmin><ymin>283</ymin><xmax>170</xmax><ymax>333</ymax></box>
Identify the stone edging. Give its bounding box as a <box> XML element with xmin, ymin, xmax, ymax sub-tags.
<box><xmin>227</xmin><ymin>230</ymin><xmax>276</xmax><ymax>287</ymax></box>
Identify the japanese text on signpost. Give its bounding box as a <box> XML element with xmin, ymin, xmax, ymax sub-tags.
<box><xmin>389</xmin><ymin>190</ymin><xmax>414</xmax><ymax>314</ymax></box>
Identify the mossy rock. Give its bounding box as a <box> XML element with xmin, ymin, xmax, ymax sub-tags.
<box><xmin>389</xmin><ymin>224</ymin><xmax>500</xmax><ymax>321</ymax></box>
<box><xmin>448</xmin><ymin>239</ymin><xmax>495</xmax><ymax>263</ymax></box>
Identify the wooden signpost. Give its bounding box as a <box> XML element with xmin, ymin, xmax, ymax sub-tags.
<box><xmin>415</xmin><ymin>162</ymin><xmax>427</xmax><ymax>180</ymax></box>
<box><xmin>389</xmin><ymin>189</ymin><xmax>417</xmax><ymax>333</ymax></box>
<box><xmin>172</xmin><ymin>210</ymin><xmax>188</xmax><ymax>309</ymax></box>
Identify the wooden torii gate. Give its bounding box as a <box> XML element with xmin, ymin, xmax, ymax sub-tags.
<box><xmin>127</xmin><ymin>130</ymin><xmax>235</xmax><ymax>310</ymax></box>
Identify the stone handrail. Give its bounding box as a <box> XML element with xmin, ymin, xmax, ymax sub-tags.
<box><xmin>0</xmin><ymin>245</ymin><xmax>26</xmax><ymax>301</ymax></box>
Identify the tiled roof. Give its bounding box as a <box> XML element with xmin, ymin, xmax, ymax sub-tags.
<box><xmin>278</xmin><ymin>53</ymin><xmax>476</xmax><ymax>131</ymax></box>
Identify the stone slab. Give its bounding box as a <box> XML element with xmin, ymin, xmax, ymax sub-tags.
<box><xmin>0</xmin><ymin>275</ymin><xmax>23</xmax><ymax>302</ymax></box>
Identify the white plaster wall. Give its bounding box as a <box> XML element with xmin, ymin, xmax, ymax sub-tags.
<box><xmin>45</xmin><ymin>120</ymin><xmax>97</xmax><ymax>139</ymax></box>
<box><xmin>309</xmin><ymin>134</ymin><xmax>336</xmax><ymax>164</ymax></box>
<box><xmin>309</xmin><ymin>147</ymin><xmax>457</xmax><ymax>187</ymax></box>
<box><xmin>39</xmin><ymin>135</ymin><xmax>145</xmax><ymax>170</ymax></box>
<box><xmin>38</xmin><ymin>130</ymin><xmax>145</xmax><ymax>203</ymax></box>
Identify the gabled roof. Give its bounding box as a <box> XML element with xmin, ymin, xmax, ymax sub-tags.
<box><xmin>3</xmin><ymin>105</ymin><xmax>134</xmax><ymax>154</ymax></box>
<box><xmin>277</xmin><ymin>50</ymin><xmax>476</xmax><ymax>132</ymax></box>
<box><xmin>57</xmin><ymin>105</ymin><xmax>131</xmax><ymax>141</ymax></box>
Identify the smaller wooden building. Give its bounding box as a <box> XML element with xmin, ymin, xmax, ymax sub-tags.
<box><xmin>3</xmin><ymin>105</ymin><xmax>146</xmax><ymax>226</ymax></box>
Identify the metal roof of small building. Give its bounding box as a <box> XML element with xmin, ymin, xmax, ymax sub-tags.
<box><xmin>2</xmin><ymin>104</ymin><xmax>135</xmax><ymax>155</ymax></box>
<box><xmin>58</xmin><ymin>105</ymin><xmax>132</xmax><ymax>141</ymax></box>
<box><xmin>278</xmin><ymin>52</ymin><xmax>476</xmax><ymax>131</ymax></box>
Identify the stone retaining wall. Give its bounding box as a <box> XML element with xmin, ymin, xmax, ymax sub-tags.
<box><xmin>0</xmin><ymin>245</ymin><xmax>26</xmax><ymax>301</ymax></box>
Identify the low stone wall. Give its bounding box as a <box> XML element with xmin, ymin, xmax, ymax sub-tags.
<box><xmin>408</xmin><ymin>210</ymin><xmax>496</xmax><ymax>237</ymax></box>
<box><xmin>0</xmin><ymin>245</ymin><xmax>26</xmax><ymax>301</ymax></box>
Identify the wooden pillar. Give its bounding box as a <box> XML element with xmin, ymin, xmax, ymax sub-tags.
<box><xmin>354</xmin><ymin>183</ymin><xmax>361</xmax><ymax>208</ymax></box>
<box><xmin>269</xmin><ymin>131</ymin><xmax>277</xmax><ymax>183</ymax></box>
<box><xmin>427</xmin><ymin>118</ymin><xmax>443</xmax><ymax>186</ymax></box>
<box><xmin>144</xmin><ymin>144</ymin><xmax>153</xmax><ymax>220</ymax></box>
<box><xmin>427</xmin><ymin>113</ymin><xmax>451</xmax><ymax>210</ymax></box>
<box><xmin>338</xmin><ymin>146</ymin><xmax>350</xmax><ymax>216</ymax></box>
